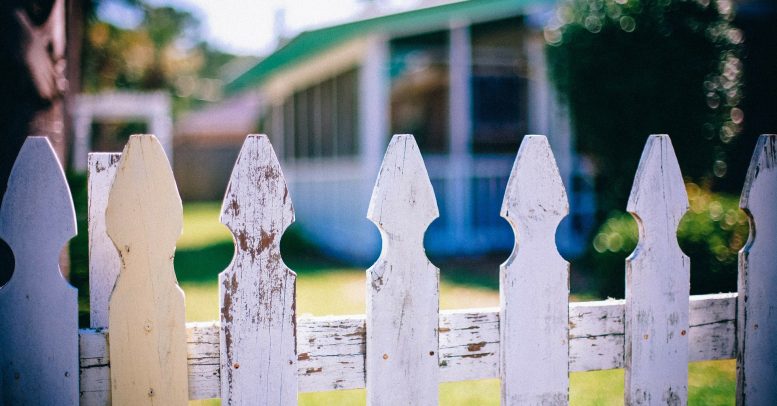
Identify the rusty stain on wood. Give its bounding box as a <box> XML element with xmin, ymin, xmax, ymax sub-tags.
<box><xmin>76</xmin><ymin>294</ymin><xmax>737</xmax><ymax>401</ymax></box>
<box><xmin>219</xmin><ymin>135</ymin><xmax>297</xmax><ymax>405</ymax></box>
<box><xmin>467</xmin><ymin>342</ymin><xmax>487</xmax><ymax>352</ymax></box>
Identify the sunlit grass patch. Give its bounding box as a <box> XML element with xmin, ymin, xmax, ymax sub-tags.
<box><xmin>180</xmin><ymin>202</ymin><xmax>735</xmax><ymax>405</ymax></box>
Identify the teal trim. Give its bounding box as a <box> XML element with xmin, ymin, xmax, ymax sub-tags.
<box><xmin>226</xmin><ymin>0</ymin><xmax>553</xmax><ymax>94</ymax></box>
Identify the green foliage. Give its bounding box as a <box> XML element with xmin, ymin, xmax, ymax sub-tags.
<box><xmin>82</xmin><ymin>1</ymin><xmax>238</xmax><ymax>114</ymax></box>
<box><xmin>546</xmin><ymin>0</ymin><xmax>744</xmax><ymax>215</ymax></box>
<box><xmin>66</xmin><ymin>171</ymin><xmax>90</xmax><ymax>327</ymax></box>
<box><xmin>589</xmin><ymin>185</ymin><xmax>748</xmax><ymax>297</ymax></box>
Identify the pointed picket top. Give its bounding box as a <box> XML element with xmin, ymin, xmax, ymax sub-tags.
<box><xmin>219</xmin><ymin>134</ymin><xmax>297</xmax><ymax>405</ymax></box>
<box><xmin>0</xmin><ymin>136</ymin><xmax>78</xmax><ymax>405</ymax></box>
<box><xmin>220</xmin><ymin>134</ymin><xmax>294</xmax><ymax>245</ymax></box>
<box><xmin>0</xmin><ymin>136</ymin><xmax>76</xmax><ymax>255</ymax></box>
<box><xmin>627</xmin><ymin>134</ymin><xmax>689</xmax><ymax>229</ymax></box>
<box><xmin>625</xmin><ymin>134</ymin><xmax>690</xmax><ymax>405</ymax></box>
<box><xmin>366</xmin><ymin>134</ymin><xmax>440</xmax><ymax>405</ymax></box>
<box><xmin>499</xmin><ymin>135</ymin><xmax>569</xmax><ymax>404</ymax></box>
<box><xmin>740</xmin><ymin>134</ymin><xmax>777</xmax><ymax>212</ymax></box>
<box><xmin>367</xmin><ymin>134</ymin><xmax>439</xmax><ymax>242</ymax></box>
<box><xmin>106</xmin><ymin>135</ymin><xmax>183</xmax><ymax>259</ymax></box>
<box><xmin>106</xmin><ymin>134</ymin><xmax>188</xmax><ymax>405</ymax></box>
<box><xmin>501</xmin><ymin>135</ymin><xmax>568</xmax><ymax>237</ymax></box>
<box><xmin>736</xmin><ymin>134</ymin><xmax>777</xmax><ymax>405</ymax></box>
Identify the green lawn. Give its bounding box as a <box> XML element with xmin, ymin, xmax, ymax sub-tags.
<box><xmin>178</xmin><ymin>202</ymin><xmax>735</xmax><ymax>405</ymax></box>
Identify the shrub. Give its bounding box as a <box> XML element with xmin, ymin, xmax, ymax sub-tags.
<box><xmin>546</xmin><ymin>0</ymin><xmax>745</xmax><ymax>216</ymax></box>
<box><xmin>589</xmin><ymin>184</ymin><xmax>748</xmax><ymax>297</ymax></box>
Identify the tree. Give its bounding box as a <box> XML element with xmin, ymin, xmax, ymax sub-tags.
<box><xmin>1</xmin><ymin>0</ymin><xmax>70</xmax><ymax>284</ymax></box>
<box><xmin>81</xmin><ymin>2</ymin><xmax>237</xmax><ymax>113</ymax></box>
<box><xmin>546</xmin><ymin>0</ymin><xmax>744</xmax><ymax>216</ymax></box>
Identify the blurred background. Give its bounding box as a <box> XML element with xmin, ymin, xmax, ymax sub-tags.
<box><xmin>1</xmin><ymin>0</ymin><xmax>776</xmax><ymax>404</ymax></box>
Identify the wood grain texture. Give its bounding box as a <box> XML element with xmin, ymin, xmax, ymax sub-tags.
<box><xmin>737</xmin><ymin>134</ymin><xmax>777</xmax><ymax>405</ymax></box>
<box><xmin>500</xmin><ymin>135</ymin><xmax>569</xmax><ymax>405</ymax></box>
<box><xmin>219</xmin><ymin>134</ymin><xmax>297</xmax><ymax>405</ymax></box>
<box><xmin>366</xmin><ymin>134</ymin><xmax>440</xmax><ymax>405</ymax></box>
<box><xmin>0</xmin><ymin>136</ymin><xmax>79</xmax><ymax>405</ymax></box>
<box><xmin>106</xmin><ymin>134</ymin><xmax>188</xmax><ymax>405</ymax></box>
<box><xmin>625</xmin><ymin>135</ymin><xmax>690</xmax><ymax>405</ymax></box>
<box><xmin>76</xmin><ymin>294</ymin><xmax>736</xmax><ymax>402</ymax></box>
<box><xmin>88</xmin><ymin>152</ymin><xmax>121</xmax><ymax>329</ymax></box>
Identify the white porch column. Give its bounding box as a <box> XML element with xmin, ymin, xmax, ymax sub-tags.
<box><xmin>72</xmin><ymin>113</ymin><xmax>91</xmax><ymax>172</ymax></box>
<box><xmin>148</xmin><ymin>92</ymin><xmax>173</xmax><ymax>164</ymax></box>
<box><xmin>527</xmin><ymin>32</ymin><xmax>576</xmax><ymax>253</ymax></box>
<box><xmin>526</xmin><ymin>33</ymin><xmax>570</xmax><ymax>186</ymax></box>
<box><xmin>149</xmin><ymin>113</ymin><xmax>174</xmax><ymax>165</ymax></box>
<box><xmin>358</xmin><ymin>35</ymin><xmax>390</xmax><ymax>256</ymax></box>
<box><xmin>359</xmin><ymin>35</ymin><xmax>390</xmax><ymax>176</ymax></box>
<box><xmin>448</xmin><ymin>21</ymin><xmax>473</xmax><ymax>250</ymax></box>
<box><xmin>271</xmin><ymin>102</ymin><xmax>285</xmax><ymax>159</ymax></box>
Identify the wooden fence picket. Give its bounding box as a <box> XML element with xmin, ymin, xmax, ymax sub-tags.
<box><xmin>87</xmin><ymin>152</ymin><xmax>121</xmax><ymax>328</ymax></box>
<box><xmin>105</xmin><ymin>134</ymin><xmax>188</xmax><ymax>405</ymax></box>
<box><xmin>500</xmin><ymin>135</ymin><xmax>569</xmax><ymax>404</ymax></box>
<box><xmin>219</xmin><ymin>134</ymin><xmax>297</xmax><ymax>405</ymax></box>
<box><xmin>0</xmin><ymin>136</ymin><xmax>79</xmax><ymax>405</ymax></box>
<box><xmin>625</xmin><ymin>135</ymin><xmax>690</xmax><ymax>405</ymax></box>
<box><xmin>737</xmin><ymin>134</ymin><xmax>777</xmax><ymax>405</ymax></box>
<box><xmin>0</xmin><ymin>129</ymin><xmax>771</xmax><ymax>404</ymax></box>
<box><xmin>366</xmin><ymin>134</ymin><xmax>440</xmax><ymax>405</ymax></box>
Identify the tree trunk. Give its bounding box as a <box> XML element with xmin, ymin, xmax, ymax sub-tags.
<box><xmin>0</xmin><ymin>0</ymin><xmax>69</xmax><ymax>285</ymax></box>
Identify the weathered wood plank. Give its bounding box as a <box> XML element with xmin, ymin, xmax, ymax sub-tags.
<box><xmin>500</xmin><ymin>135</ymin><xmax>570</xmax><ymax>404</ymax></box>
<box><xmin>106</xmin><ymin>134</ymin><xmax>188</xmax><ymax>405</ymax></box>
<box><xmin>77</xmin><ymin>293</ymin><xmax>736</xmax><ymax>400</ymax></box>
<box><xmin>87</xmin><ymin>152</ymin><xmax>121</xmax><ymax>329</ymax></box>
<box><xmin>625</xmin><ymin>135</ymin><xmax>690</xmax><ymax>405</ymax></box>
<box><xmin>366</xmin><ymin>134</ymin><xmax>440</xmax><ymax>404</ymax></box>
<box><xmin>219</xmin><ymin>134</ymin><xmax>297</xmax><ymax>405</ymax></box>
<box><xmin>737</xmin><ymin>134</ymin><xmax>777</xmax><ymax>405</ymax></box>
<box><xmin>0</xmin><ymin>136</ymin><xmax>79</xmax><ymax>406</ymax></box>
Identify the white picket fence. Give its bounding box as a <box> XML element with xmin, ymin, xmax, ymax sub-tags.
<box><xmin>0</xmin><ymin>132</ymin><xmax>775</xmax><ymax>405</ymax></box>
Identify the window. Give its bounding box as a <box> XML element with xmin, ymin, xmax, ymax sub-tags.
<box><xmin>471</xmin><ymin>17</ymin><xmax>528</xmax><ymax>154</ymax></box>
<box><xmin>263</xmin><ymin>68</ymin><xmax>359</xmax><ymax>160</ymax></box>
<box><xmin>390</xmin><ymin>31</ymin><xmax>449</xmax><ymax>153</ymax></box>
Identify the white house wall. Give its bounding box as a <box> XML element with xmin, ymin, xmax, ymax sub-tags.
<box><xmin>262</xmin><ymin>38</ymin><xmax>371</xmax><ymax>105</ymax></box>
<box><xmin>264</xmin><ymin>19</ymin><xmax>578</xmax><ymax>262</ymax></box>
<box><xmin>284</xmin><ymin>160</ymin><xmax>380</xmax><ymax>263</ymax></box>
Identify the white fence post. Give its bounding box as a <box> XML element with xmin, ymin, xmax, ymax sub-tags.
<box><xmin>737</xmin><ymin>134</ymin><xmax>777</xmax><ymax>405</ymax></box>
<box><xmin>500</xmin><ymin>135</ymin><xmax>570</xmax><ymax>404</ymax></box>
<box><xmin>625</xmin><ymin>134</ymin><xmax>690</xmax><ymax>405</ymax></box>
<box><xmin>366</xmin><ymin>134</ymin><xmax>440</xmax><ymax>405</ymax></box>
<box><xmin>219</xmin><ymin>134</ymin><xmax>297</xmax><ymax>404</ymax></box>
<box><xmin>82</xmin><ymin>153</ymin><xmax>122</xmax><ymax>406</ymax></box>
<box><xmin>0</xmin><ymin>136</ymin><xmax>79</xmax><ymax>405</ymax></box>
<box><xmin>87</xmin><ymin>153</ymin><xmax>121</xmax><ymax>329</ymax></box>
<box><xmin>106</xmin><ymin>134</ymin><xmax>188</xmax><ymax>405</ymax></box>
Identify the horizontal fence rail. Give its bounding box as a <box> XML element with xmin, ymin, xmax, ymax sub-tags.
<box><xmin>2</xmin><ymin>133</ymin><xmax>775</xmax><ymax>405</ymax></box>
<box><xmin>78</xmin><ymin>293</ymin><xmax>736</xmax><ymax>401</ymax></box>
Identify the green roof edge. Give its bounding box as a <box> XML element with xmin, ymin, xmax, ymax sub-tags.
<box><xmin>225</xmin><ymin>0</ymin><xmax>554</xmax><ymax>94</ymax></box>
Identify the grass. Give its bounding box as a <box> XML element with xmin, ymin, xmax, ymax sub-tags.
<box><xmin>176</xmin><ymin>202</ymin><xmax>734</xmax><ymax>405</ymax></box>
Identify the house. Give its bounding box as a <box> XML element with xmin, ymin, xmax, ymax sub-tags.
<box><xmin>174</xmin><ymin>90</ymin><xmax>262</xmax><ymax>200</ymax></box>
<box><xmin>226</xmin><ymin>0</ymin><xmax>588</xmax><ymax>263</ymax></box>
